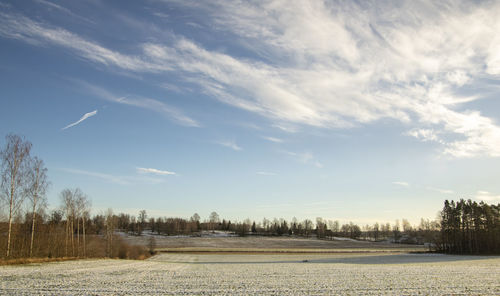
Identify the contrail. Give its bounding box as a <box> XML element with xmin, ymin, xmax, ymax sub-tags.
<box><xmin>62</xmin><ymin>110</ymin><xmax>97</xmax><ymax>130</ymax></box>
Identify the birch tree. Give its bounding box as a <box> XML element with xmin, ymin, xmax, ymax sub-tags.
<box><xmin>75</xmin><ymin>193</ymin><xmax>91</xmax><ymax>257</ymax></box>
<box><xmin>73</xmin><ymin>188</ymin><xmax>85</xmax><ymax>257</ymax></box>
<box><xmin>1</xmin><ymin>134</ymin><xmax>32</xmax><ymax>257</ymax></box>
<box><xmin>60</xmin><ymin>189</ymin><xmax>75</xmax><ymax>257</ymax></box>
<box><xmin>28</xmin><ymin>157</ymin><xmax>49</xmax><ymax>257</ymax></box>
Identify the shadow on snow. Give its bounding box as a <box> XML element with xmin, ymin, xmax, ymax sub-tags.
<box><xmin>159</xmin><ymin>254</ymin><xmax>498</xmax><ymax>265</ymax></box>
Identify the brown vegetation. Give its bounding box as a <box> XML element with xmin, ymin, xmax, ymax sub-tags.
<box><xmin>0</xmin><ymin>134</ymin><xmax>151</xmax><ymax>263</ymax></box>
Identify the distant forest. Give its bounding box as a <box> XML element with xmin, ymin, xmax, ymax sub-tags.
<box><xmin>1</xmin><ymin>134</ymin><xmax>499</xmax><ymax>260</ymax></box>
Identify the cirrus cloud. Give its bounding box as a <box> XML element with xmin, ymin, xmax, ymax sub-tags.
<box><xmin>3</xmin><ymin>1</ymin><xmax>500</xmax><ymax>158</ymax></box>
<box><xmin>217</xmin><ymin>140</ymin><xmax>242</xmax><ymax>151</ymax></box>
<box><xmin>136</xmin><ymin>167</ymin><xmax>177</xmax><ymax>176</ymax></box>
<box><xmin>392</xmin><ymin>181</ymin><xmax>410</xmax><ymax>187</ymax></box>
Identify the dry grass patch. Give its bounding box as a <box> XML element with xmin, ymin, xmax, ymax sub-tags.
<box><xmin>0</xmin><ymin>257</ymin><xmax>79</xmax><ymax>266</ymax></box>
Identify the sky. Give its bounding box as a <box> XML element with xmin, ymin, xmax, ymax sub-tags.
<box><xmin>1</xmin><ymin>0</ymin><xmax>500</xmax><ymax>225</ymax></box>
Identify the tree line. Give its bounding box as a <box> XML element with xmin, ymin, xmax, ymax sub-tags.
<box><xmin>117</xmin><ymin>210</ymin><xmax>440</xmax><ymax>248</ymax></box>
<box><xmin>439</xmin><ymin>199</ymin><xmax>500</xmax><ymax>254</ymax></box>
<box><xmin>2</xmin><ymin>134</ymin><xmax>499</xmax><ymax>259</ymax></box>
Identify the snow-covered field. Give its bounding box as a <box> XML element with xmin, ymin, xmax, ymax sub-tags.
<box><xmin>119</xmin><ymin>233</ymin><xmax>425</xmax><ymax>252</ymax></box>
<box><xmin>1</xmin><ymin>253</ymin><xmax>499</xmax><ymax>295</ymax></box>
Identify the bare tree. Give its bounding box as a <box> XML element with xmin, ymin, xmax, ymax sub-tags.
<box><xmin>28</xmin><ymin>157</ymin><xmax>49</xmax><ymax>257</ymax></box>
<box><xmin>303</xmin><ymin>219</ymin><xmax>313</xmax><ymax>237</ymax></box>
<box><xmin>74</xmin><ymin>189</ymin><xmax>90</xmax><ymax>257</ymax></box>
<box><xmin>81</xmin><ymin>209</ymin><xmax>90</xmax><ymax>257</ymax></box>
<box><xmin>138</xmin><ymin>210</ymin><xmax>147</xmax><ymax>235</ymax></box>
<box><xmin>373</xmin><ymin>222</ymin><xmax>380</xmax><ymax>241</ymax></box>
<box><xmin>60</xmin><ymin>189</ymin><xmax>75</xmax><ymax>257</ymax></box>
<box><xmin>328</xmin><ymin>220</ymin><xmax>340</xmax><ymax>234</ymax></box>
<box><xmin>316</xmin><ymin>217</ymin><xmax>326</xmax><ymax>238</ymax></box>
<box><xmin>209</xmin><ymin>211</ymin><xmax>220</xmax><ymax>232</ymax></box>
<box><xmin>402</xmin><ymin>219</ymin><xmax>412</xmax><ymax>233</ymax></box>
<box><xmin>105</xmin><ymin>208</ymin><xmax>115</xmax><ymax>257</ymax></box>
<box><xmin>1</xmin><ymin>134</ymin><xmax>32</xmax><ymax>257</ymax></box>
<box><xmin>190</xmin><ymin>213</ymin><xmax>201</xmax><ymax>232</ymax></box>
<box><xmin>191</xmin><ymin>213</ymin><xmax>200</xmax><ymax>222</ymax></box>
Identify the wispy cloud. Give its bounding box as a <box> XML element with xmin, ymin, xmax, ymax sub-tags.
<box><xmin>76</xmin><ymin>80</ymin><xmax>199</xmax><ymax>127</ymax></box>
<box><xmin>136</xmin><ymin>167</ymin><xmax>177</xmax><ymax>176</ymax></box>
<box><xmin>0</xmin><ymin>11</ymin><xmax>161</xmax><ymax>71</ymax></box>
<box><xmin>262</xmin><ymin>136</ymin><xmax>283</xmax><ymax>143</ymax></box>
<box><xmin>145</xmin><ymin>1</ymin><xmax>500</xmax><ymax>158</ymax></box>
<box><xmin>272</xmin><ymin>123</ymin><xmax>298</xmax><ymax>133</ymax></box>
<box><xmin>34</xmin><ymin>0</ymin><xmax>95</xmax><ymax>24</ymax></box>
<box><xmin>474</xmin><ymin>191</ymin><xmax>500</xmax><ymax>202</ymax></box>
<box><xmin>427</xmin><ymin>187</ymin><xmax>454</xmax><ymax>194</ymax></box>
<box><xmin>61</xmin><ymin>168</ymin><xmax>164</xmax><ymax>185</ymax></box>
<box><xmin>62</xmin><ymin>110</ymin><xmax>97</xmax><ymax>130</ymax></box>
<box><xmin>281</xmin><ymin>150</ymin><xmax>323</xmax><ymax>168</ymax></box>
<box><xmin>405</xmin><ymin>129</ymin><xmax>443</xmax><ymax>144</ymax></box>
<box><xmin>62</xmin><ymin>168</ymin><xmax>128</xmax><ymax>185</ymax></box>
<box><xmin>3</xmin><ymin>3</ymin><xmax>500</xmax><ymax>157</ymax></box>
<box><xmin>392</xmin><ymin>181</ymin><xmax>410</xmax><ymax>187</ymax></box>
<box><xmin>256</xmin><ymin>171</ymin><xmax>276</xmax><ymax>176</ymax></box>
<box><xmin>217</xmin><ymin>140</ymin><xmax>242</xmax><ymax>151</ymax></box>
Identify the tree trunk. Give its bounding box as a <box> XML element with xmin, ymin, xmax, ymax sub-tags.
<box><xmin>30</xmin><ymin>209</ymin><xmax>36</xmax><ymax>257</ymax></box>
<box><xmin>82</xmin><ymin>216</ymin><xmax>86</xmax><ymax>257</ymax></box>
<box><xmin>6</xmin><ymin>179</ymin><xmax>15</xmax><ymax>257</ymax></box>
<box><xmin>30</xmin><ymin>196</ymin><xmax>37</xmax><ymax>257</ymax></box>
<box><xmin>71</xmin><ymin>218</ymin><xmax>74</xmax><ymax>256</ymax></box>
<box><xmin>65</xmin><ymin>219</ymin><xmax>69</xmax><ymax>257</ymax></box>
<box><xmin>77</xmin><ymin>217</ymin><xmax>80</xmax><ymax>257</ymax></box>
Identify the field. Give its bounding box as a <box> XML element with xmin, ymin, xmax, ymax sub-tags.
<box><xmin>1</xmin><ymin>252</ymin><xmax>499</xmax><ymax>295</ymax></box>
<box><xmin>120</xmin><ymin>233</ymin><xmax>426</xmax><ymax>253</ymax></box>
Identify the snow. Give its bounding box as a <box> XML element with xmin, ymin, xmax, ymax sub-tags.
<box><xmin>118</xmin><ymin>230</ymin><xmax>238</xmax><ymax>239</ymax></box>
<box><xmin>1</xmin><ymin>253</ymin><xmax>499</xmax><ymax>295</ymax></box>
<box><xmin>332</xmin><ymin>236</ymin><xmax>364</xmax><ymax>242</ymax></box>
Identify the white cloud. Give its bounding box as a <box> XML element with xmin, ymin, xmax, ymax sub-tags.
<box><xmin>262</xmin><ymin>136</ymin><xmax>283</xmax><ymax>143</ymax></box>
<box><xmin>62</xmin><ymin>110</ymin><xmax>97</xmax><ymax>130</ymax></box>
<box><xmin>0</xmin><ymin>11</ymin><xmax>162</xmax><ymax>71</ymax></box>
<box><xmin>62</xmin><ymin>168</ymin><xmax>129</xmax><ymax>185</ymax></box>
<box><xmin>406</xmin><ymin>129</ymin><xmax>441</xmax><ymax>143</ymax></box>
<box><xmin>136</xmin><ymin>167</ymin><xmax>176</xmax><ymax>176</ymax></box>
<box><xmin>149</xmin><ymin>1</ymin><xmax>500</xmax><ymax>158</ymax></box>
<box><xmin>392</xmin><ymin>181</ymin><xmax>410</xmax><ymax>187</ymax></box>
<box><xmin>3</xmin><ymin>2</ymin><xmax>500</xmax><ymax>157</ymax></box>
<box><xmin>217</xmin><ymin>140</ymin><xmax>242</xmax><ymax>151</ymax></box>
<box><xmin>272</xmin><ymin>123</ymin><xmax>298</xmax><ymax>133</ymax></box>
<box><xmin>314</xmin><ymin>161</ymin><xmax>324</xmax><ymax>169</ymax></box>
<box><xmin>61</xmin><ymin>168</ymin><xmax>163</xmax><ymax>185</ymax></box>
<box><xmin>474</xmin><ymin>191</ymin><xmax>500</xmax><ymax>202</ymax></box>
<box><xmin>256</xmin><ymin>171</ymin><xmax>276</xmax><ymax>176</ymax></box>
<box><xmin>76</xmin><ymin>80</ymin><xmax>199</xmax><ymax>127</ymax></box>
<box><xmin>427</xmin><ymin>187</ymin><xmax>454</xmax><ymax>194</ymax></box>
<box><xmin>282</xmin><ymin>150</ymin><xmax>323</xmax><ymax>168</ymax></box>
<box><xmin>62</xmin><ymin>168</ymin><xmax>127</xmax><ymax>184</ymax></box>
<box><xmin>34</xmin><ymin>0</ymin><xmax>94</xmax><ymax>24</ymax></box>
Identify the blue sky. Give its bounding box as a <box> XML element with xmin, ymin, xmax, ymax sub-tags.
<box><xmin>1</xmin><ymin>0</ymin><xmax>500</xmax><ymax>225</ymax></box>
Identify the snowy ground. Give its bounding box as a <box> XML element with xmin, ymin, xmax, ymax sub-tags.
<box><xmin>119</xmin><ymin>233</ymin><xmax>425</xmax><ymax>252</ymax></box>
<box><xmin>1</xmin><ymin>253</ymin><xmax>499</xmax><ymax>295</ymax></box>
<box><xmin>118</xmin><ymin>230</ymin><xmax>238</xmax><ymax>239</ymax></box>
